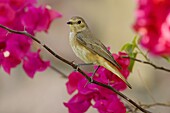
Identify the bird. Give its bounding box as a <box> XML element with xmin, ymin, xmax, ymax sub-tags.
<box><xmin>67</xmin><ymin>16</ymin><xmax>132</xmax><ymax>89</ymax></box>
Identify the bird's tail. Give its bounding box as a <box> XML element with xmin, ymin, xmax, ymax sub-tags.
<box><xmin>102</xmin><ymin>61</ymin><xmax>132</xmax><ymax>89</ymax></box>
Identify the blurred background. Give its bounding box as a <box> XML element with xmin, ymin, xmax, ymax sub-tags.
<box><xmin>0</xmin><ymin>0</ymin><xmax>170</xmax><ymax>113</ymax></box>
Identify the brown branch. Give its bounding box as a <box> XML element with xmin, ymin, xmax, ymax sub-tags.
<box><xmin>0</xmin><ymin>24</ymin><xmax>151</xmax><ymax>113</ymax></box>
<box><xmin>122</xmin><ymin>56</ymin><xmax>170</xmax><ymax>72</ymax></box>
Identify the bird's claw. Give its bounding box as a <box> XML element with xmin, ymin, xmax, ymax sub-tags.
<box><xmin>84</xmin><ymin>75</ymin><xmax>94</xmax><ymax>88</ymax></box>
<box><xmin>90</xmin><ymin>76</ymin><xmax>94</xmax><ymax>83</ymax></box>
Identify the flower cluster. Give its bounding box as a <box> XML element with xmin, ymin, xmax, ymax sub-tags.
<box><xmin>0</xmin><ymin>0</ymin><xmax>61</xmax><ymax>77</ymax></box>
<box><xmin>133</xmin><ymin>0</ymin><xmax>170</xmax><ymax>56</ymax></box>
<box><xmin>64</xmin><ymin>52</ymin><xmax>130</xmax><ymax>113</ymax></box>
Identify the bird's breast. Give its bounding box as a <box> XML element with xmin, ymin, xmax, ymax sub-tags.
<box><xmin>69</xmin><ymin>32</ymin><xmax>97</xmax><ymax>64</ymax></box>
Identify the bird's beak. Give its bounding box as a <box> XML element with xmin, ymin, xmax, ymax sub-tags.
<box><xmin>67</xmin><ymin>21</ymin><xmax>73</xmax><ymax>25</ymax></box>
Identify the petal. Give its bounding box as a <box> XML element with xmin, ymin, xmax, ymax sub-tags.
<box><xmin>66</xmin><ymin>72</ymin><xmax>84</xmax><ymax>94</ymax></box>
<box><xmin>107</xmin><ymin>96</ymin><xmax>126</xmax><ymax>113</ymax></box>
<box><xmin>6</xmin><ymin>34</ymin><xmax>32</xmax><ymax>59</ymax></box>
<box><xmin>93</xmin><ymin>94</ymin><xmax>126</xmax><ymax>113</ymax></box>
<box><xmin>64</xmin><ymin>93</ymin><xmax>91</xmax><ymax>113</ymax></box>
<box><xmin>133</xmin><ymin>0</ymin><xmax>170</xmax><ymax>56</ymax></box>
<box><xmin>0</xmin><ymin>3</ymin><xmax>16</xmax><ymax>24</ymax></box>
<box><xmin>23</xmin><ymin>50</ymin><xmax>50</xmax><ymax>78</ymax></box>
<box><xmin>1</xmin><ymin>50</ymin><xmax>21</xmax><ymax>74</ymax></box>
<box><xmin>21</xmin><ymin>5</ymin><xmax>61</xmax><ymax>32</ymax></box>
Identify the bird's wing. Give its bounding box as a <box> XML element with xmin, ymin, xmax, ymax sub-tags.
<box><xmin>76</xmin><ymin>31</ymin><xmax>121</xmax><ymax>69</ymax></box>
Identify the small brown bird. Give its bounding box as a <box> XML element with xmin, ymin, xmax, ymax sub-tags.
<box><xmin>67</xmin><ymin>16</ymin><xmax>132</xmax><ymax>89</ymax></box>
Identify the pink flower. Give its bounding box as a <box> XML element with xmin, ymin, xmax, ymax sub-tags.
<box><xmin>93</xmin><ymin>94</ymin><xmax>126</xmax><ymax>113</ymax></box>
<box><xmin>1</xmin><ymin>50</ymin><xmax>21</xmax><ymax>74</ymax></box>
<box><xmin>64</xmin><ymin>94</ymin><xmax>92</xmax><ymax>113</ymax></box>
<box><xmin>0</xmin><ymin>33</ymin><xmax>31</xmax><ymax>74</ymax></box>
<box><xmin>66</xmin><ymin>72</ymin><xmax>84</xmax><ymax>94</ymax></box>
<box><xmin>6</xmin><ymin>34</ymin><xmax>32</xmax><ymax>59</ymax></box>
<box><xmin>0</xmin><ymin>0</ymin><xmax>61</xmax><ymax>77</ymax></box>
<box><xmin>0</xmin><ymin>3</ymin><xmax>16</xmax><ymax>24</ymax></box>
<box><xmin>23</xmin><ymin>50</ymin><xmax>50</xmax><ymax>78</ymax></box>
<box><xmin>9</xmin><ymin>0</ymin><xmax>37</xmax><ymax>10</ymax></box>
<box><xmin>0</xmin><ymin>33</ymin><xmax>50</xmax><ymax>76</ymax></box>
<box><xmin>65</xmin><ymin>52</ymin><xmax>129</xmax><ymax>113</ymax></box>
<box><xmin>21</xmin><ymin>5</ymin><xmax>62</xmax><ymax>32</ymax></box>
<box><xmin>133</xmin><ymin>0</ymin><xmax>170</xmax><ymax>56</ymax></box>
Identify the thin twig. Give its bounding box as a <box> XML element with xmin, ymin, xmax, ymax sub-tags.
<box><xmin>126</xmin><ymin>102</ymin><xmax>170</xmax><ymax>113</ymax></box>
<box><xmin>136</xmin><ymin>45</ymin><xmax>150</xmax><ymax>62</ymax></box>
<box><xmin>50</xmin><ymin>65</ymin><xmax>68</xmax><ymax>78</ymax></box>
<box><xmin>141</xmin><ymin>102</ymin><xmax>170</xmax><ymax>108</ymax></box>
<box><xmin>137</xmin><ymin>70</ymin><xmax>156</xmax><ymax>103</ymax></box>
<box><xmin>122</xmin><ymin>56</ymin><xmax>170</xmax><ymax>72</ymax></box>
<box><xmin>0</xmin><ymin>24</ymin><xmax>151</xmax><ymax>113</ymax></box>
<box><xmin>125</xmin><ymin>104</ymin><xmax>136</xmax><ymax>113</ymax></box>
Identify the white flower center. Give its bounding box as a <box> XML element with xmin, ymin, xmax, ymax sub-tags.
<box><xmin>3</xmin><ymin>51</ymin><xmax>10</xmax><ymax>57</ymax></box>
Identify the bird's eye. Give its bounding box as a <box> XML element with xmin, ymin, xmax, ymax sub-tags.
<box><xmin>77</xmin><ymin>20</ymin><xmax>81</xmax><ymax>24</ymax></box>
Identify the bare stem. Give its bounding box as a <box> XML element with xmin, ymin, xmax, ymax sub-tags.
<box><xmin>122</xmin><ymin>56</ymin><xmax>170</xmax><ymax>72</ymax></box>
<box><xmin>0</xmin><ymin>24</ymin><xmax>151</xmax><ymax>113</ymax></box>
<box><xmin>50</xmin><ymin>65</ymin><xmax>68</xmax><ymax>78</ymax></box>
<box><xmin>126</xmin><ymin>102</ymin><xmax>170</xmax><ymax>113</ymax></box>
<box><xmin>141</xmin><ymin>102</ymin><xmax>170</xmax><ymax>108</ymax></box>
<box><xmin>136</xmin><ymin>45</ymin><xmax>150</xmax><ymax>62</ymax></box>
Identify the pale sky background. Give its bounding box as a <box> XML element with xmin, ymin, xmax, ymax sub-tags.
<box><xmin>0</xmin><ymin>0</ymin><xmax>170</xmax><ymax>113</ymax></box>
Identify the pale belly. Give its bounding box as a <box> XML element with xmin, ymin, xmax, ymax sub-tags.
<box><xmin>71</xmin><ymin>41</ymin><xmax>97</xmax><ymax>63</ymax></box>
<box><xmin>69</xmin><ymin>33</ymin><xmax>98</xmax><ymax>64</ymax></box>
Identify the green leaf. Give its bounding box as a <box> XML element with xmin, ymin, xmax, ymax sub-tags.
<box><xmin>132</xmin><ymin>35</ymin><xmax>138</xmax><ymax>47</ymax></box>
<box><xmin>121</xmin><ymin>36</ymin><xmax>139</xmax><ymax>72</ymax></box>
<box><xmin>121</xmin><ymin>43</ymin><xmax>133</xmax><ymax>53</ymax></box>
<box><xmin>121</xmin><ymin>36</ymin><xmax>138</xmax><ymax>54</ymax></box>
<box><xmin>163</xmin><ymin>56</ymin><xmax>170</xmax><ymax>63</ymax></box>
<box><xmin>128</xmin><ymin>52</ymin><xmax>137</xmax><ymax>72</ymax></box>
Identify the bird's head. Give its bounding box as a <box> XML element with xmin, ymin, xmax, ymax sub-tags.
<box><xmin>67</xmin><ymin>16</ymin><xmax>88</xmax><ymax>32</ymax></box>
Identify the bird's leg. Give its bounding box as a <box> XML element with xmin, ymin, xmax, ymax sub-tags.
<box><xmin>84</xmin><ymin>65</ymin><xmax>100</xmax><ymax>88</ymax></box>
<box><xmin>90</xmin><ymin>65</ymin><xmax>100</xmax><ymax>82</ymax></box>
<box><xmin>77</xmin><ymin>63</ymin><xmax>93</xmax><ymax>67</ymax></box>
<box><xmin>74</xmin><ymin>63</ymin><xmax>93</xmax><ymax>71</ymax></box>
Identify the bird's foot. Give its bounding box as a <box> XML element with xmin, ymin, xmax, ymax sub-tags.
<box><xmin>84</xmin><ymin>66</ymin><xmax>100</xmax><ymax>88</ymax></box>
<box><xmin>84</xmin><ymin>76</ymin><xmax>93</xmax><ymax>88</ymax></box>
<box><xmin>90</xmin><ymin>76</ymin><xmax>94</xmax><ymax>83</ymax></box>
